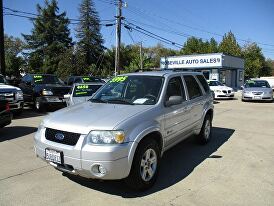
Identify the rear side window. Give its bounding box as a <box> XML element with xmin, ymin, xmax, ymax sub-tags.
<box><xmin>166</xmin><ymin>76</ymin><xmax>186</xmax><ymax>101</ymax></box>
<box><xmin>196</xmin><ymin>75</ymin><xmax>210</xmax><ymax>93</ymax></box>
<box><xmin>183</xmin><ymin>75</ymin><xmax>203</xmax><ymax>100</ymax></box>
<box><xmin>68</xmin><ymin>77</ymin><xmax>74</xmax><ymax>86</ymax></box>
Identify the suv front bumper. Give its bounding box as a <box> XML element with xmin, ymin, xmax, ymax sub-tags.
<box><xmin>34</xmin><ymin>129</ymin><xmax>135</xmax><ymax>180</ymax></box>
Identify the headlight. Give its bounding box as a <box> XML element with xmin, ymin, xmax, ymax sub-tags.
<box><xmin>243</xmin><ymin>91</ymin><xmax>250</xmax><ymax>94</ymax></box>
<box><xmin>16</xmin><ymin>91</ymin><xmax>24</xmax><ymax>100</ymax></box>
<box><xmin>42</xmin><ymin>90</ymin><xmax>53</xmax><ymax>95</ymax></box>
<box><xmin>86</xmin><ymin>130</ymin><xmax>125</xmax><ymax>144</ymax></box>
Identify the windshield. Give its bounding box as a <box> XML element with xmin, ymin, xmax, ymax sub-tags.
<box><xmin>208</xmin><ymin>81</ymin><xmax>223</xmax><ymax>86</ymax></box>
<box><xmin>91</xmin><ymin>75</ymin><xmax>164</xmax><ymax>105</ymax></box>
<box><xmin>82</xmin><ymin>76</ymin><xmax>104</xmax><ymax>83</ymax></box>
<box><xmin>0</xmin><ymin>76</ymin><xmax>6</xmax><ymax>84</ymax></box>
<box><xmin>245</xmin><ymin>80</ymin><xmax>270</xmax><ymax>88</ymax></box>
<box><xmin>73</xmin><ymin>84</ymin><xmax>103</xmax><ymax>97</ymax></box>
<box><xmin>33</xmin><ymin>75</ymin><xmax>61</xmax><ymax>84</ymax></box>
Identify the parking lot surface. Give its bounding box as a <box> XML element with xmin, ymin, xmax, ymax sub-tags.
<box><xmin>0</xmin><ymin>96</ymin><xmax>273</xmax><ymax>206</ymax></box>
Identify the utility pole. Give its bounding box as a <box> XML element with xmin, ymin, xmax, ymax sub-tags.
<box><xmin>139</xmin><ymin>41</ymin><xmax>143</xmax><ymax>71</ymax></box>
<box><xmin>0</xmin><ymin>0</ymin><xmax>5</xmax><ymax>75</ymax></box>
<box><xmin>114</xmin><ymin>0</ymin><xmax>122</xmax><ymax>76</ymax></box>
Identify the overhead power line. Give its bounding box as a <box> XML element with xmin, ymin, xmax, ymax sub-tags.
<box><xmin>3</xmin><ymin>7</ymin><xmax>116</xmax><ymax>24</ymax></box>
<box><xmin>122</xmin><ymin>22</ymin><xmax>183</xmax><ymax>49</ymax></box>
<box><xmin>126</xmin><ymin>4</ymin><xmax>274</xmax><ymax>48</ymax></box>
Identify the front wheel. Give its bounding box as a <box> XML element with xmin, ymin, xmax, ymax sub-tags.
<box><xmin>125</xmin><ymin>138</ymin><xmax>160</xmax><ymax>191</ymax></box>
<box><xmin>197</xmin><ymin>114</ymin><xmax>212</xmax><ymax>144</ymax></box>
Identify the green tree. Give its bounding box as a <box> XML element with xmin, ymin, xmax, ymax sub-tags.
<box><xmin>242</xmin><ymin>43</ymin><xmax>265</xmax><ymax>78</ymax></box>
<box><xmin>23</xmin><ymin>0</ymin><xmax>72</xmax><ymax>74</ymax></box>
<box><xmin>181</xmin><ymin>37</ymin><xmax>219</xmax><ymax>54</ymax></box>
<box><xmin>218</xmin><ymin>31</ymin><xmax>241</xmax><ymax>56</ymax></box>
<box><xmin>76</xmin><ymin>0</ymin><xmax>104</xmax><ymax>68</ymax></box>
<box><xmin>4</xmin><ymin>34</ymin><xmax>25</xmax><ymax>77</ymax></box>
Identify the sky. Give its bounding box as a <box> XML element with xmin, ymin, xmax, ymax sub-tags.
<box><xmin>3</xmin><ymin>0</ymin><xmax>274</xmax><ymax>59</ymax></box>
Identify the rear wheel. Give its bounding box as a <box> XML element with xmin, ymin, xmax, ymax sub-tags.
<box><xmin>198</xmin><ymin>114</ymin><xmax>212</xmax><ymax>144</ymax></box>
<box><xmin>125</xmin><ymin>138</ymin><xmax>160</xmax><ymax>191</ymax></box>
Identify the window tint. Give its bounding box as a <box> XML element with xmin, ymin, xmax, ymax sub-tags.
<box><xmin>74</xmin><ymin>77</ymin><xmax>82</xmax><ymax>83</ymax></box>
<box><xmin>166</xmin><ymin>76</ymin><xmax>186</xmax><ymax>101</ymax></box>
<box><xmin>68</xmin><ymin>77</ymin><xmax>74</xmax><ymax>86</ymax></box>
<box><xmin>196</xmin><ymin>75</ymin><xmax>210</xmax><ymax>93</ymax></box>
<box><xmin>184</xmin><ymin>75</ymin><xmax>203</xmax><ymax>100</ymax></box>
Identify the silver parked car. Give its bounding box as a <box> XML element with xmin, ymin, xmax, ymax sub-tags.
<box><xmin>34</xmin><ymin>71</ymin><xmax>214</xmax><ymax>190</ymax></box>
<box><xmin>242</xmin><ymin>80</ymin><xmax>273</xmax><ymax>102</ymax></box>
<box><xmin>64</xmin><ymin>83</ymin><xmax>104</xmax><ymax>106</ymax></box>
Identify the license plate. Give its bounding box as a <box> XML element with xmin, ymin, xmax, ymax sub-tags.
<box><xmin>49</xmin><ymin>97</ymin><xmax>62</xmax><ymax>102</ymax></box>
<box><xmin>254</xmin><ymin>96</ymin><xmax>261</xmax><ymax>100</ymax></box>
<box><xmin>45</xmin><ymin>149</ymin><xmax>63</xmax><ymax>164</ymax></box>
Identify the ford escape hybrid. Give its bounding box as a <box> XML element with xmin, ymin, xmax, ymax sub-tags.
<box><xmin>34</xmin><ymin>71</ymin><xmax>214</xmax><ymax>190</ymax></box>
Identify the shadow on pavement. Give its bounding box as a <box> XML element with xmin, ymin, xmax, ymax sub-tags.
<box><xmin>0</xmin><ymin>126</ymin><xmax>37</xmax><ymax>142</ymax></box>
<box><xmin>13</xmin><ymin>106</ymin><xmax>64</xmax><ymax>120</ymax></box>
<box><xmin>64</xmin><ymin>126</ymin><xmax>235</xmax><ymax>198</ymax></box>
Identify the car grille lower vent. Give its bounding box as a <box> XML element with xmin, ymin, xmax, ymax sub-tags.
<box><xmin>45</xmin><ymin>128</ymin><xmax>81</xmax><ymax>146</ymax></box>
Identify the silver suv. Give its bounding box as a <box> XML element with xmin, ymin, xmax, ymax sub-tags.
<box><xmin>34</xmin><ymin>71</ymin><xmax>214</xmax><ymax>190</ymax></box>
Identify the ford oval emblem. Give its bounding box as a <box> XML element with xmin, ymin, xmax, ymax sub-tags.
<box><xmin>55</xmin><ymin>133</ymin><xmax>65</xmax><ymax>141</ymax></box>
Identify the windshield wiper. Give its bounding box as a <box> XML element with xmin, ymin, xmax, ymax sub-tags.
<box><xmin>106</xmin><ymin>99</ymin><xmax>134</xmax><ymax>105</ymax></box>
<box><xmin>89</xmin><ymin>98</ymin><xmax>107</xmax><ymax>103</ymax></box>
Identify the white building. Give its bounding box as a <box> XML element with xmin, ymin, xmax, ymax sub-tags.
<box><xmin>160</xmin><ymin>53</ymin><xmax>244</xmax><ymax>89</ymax></box>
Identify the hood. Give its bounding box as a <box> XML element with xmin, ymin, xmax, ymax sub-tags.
<box><xmin>243</xmin><ymin>87</ymin><xmax>272</xmax><ymax>93</ymax></box>
<box><xmin>0</xmin><ymin>84</ymin><xmax>21</xmax><ymax>92</ymax></box>
<box><xmin>71</xmin><ymin>96</ymin><xmax>91</xmax><ymax>105</ymax></box>
<box><xmin>209</xmin><ymin>85</ymin><xmax>233</xmax><ymax>90</ymax></box>
<box><xmin>43</xmin><ymin>101</ymin><xmax>153</xmax><ymax>134</ymax></box>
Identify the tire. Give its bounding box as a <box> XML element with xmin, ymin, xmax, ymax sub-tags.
<box><xmin>34</xmin><ymin>98</ymin><xmax>45</xmax><ymax>112</ymax></box>
<box><xmin>125</xmin><ymin>138</ymin><xmax>160</xmax><ymax>191</ymax></box>
<box><xmin>198</xmin><ymin>114</ymin><xmax>212</xmax><ymax>145</ymax></box>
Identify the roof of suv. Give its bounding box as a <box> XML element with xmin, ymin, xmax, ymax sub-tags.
<box><xmin>122</xmin><ymin>70</ymin><xmax>203</xmax><ymax>77</ymax></box>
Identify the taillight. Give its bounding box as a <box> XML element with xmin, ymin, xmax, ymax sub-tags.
<box><xmin>6</xmin><ymin>103</ymin><xmax>10</xmax><ymax>112</ymax></box>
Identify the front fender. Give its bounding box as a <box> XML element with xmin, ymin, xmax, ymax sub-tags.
<box><xmin>125</xmin><ymin>121</ymin><xmax>163</xmax><ymax>177</ymax></box>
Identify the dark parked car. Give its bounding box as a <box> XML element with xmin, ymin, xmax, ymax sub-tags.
<box><xmin>19</xmin><ymin>74</ymin><xmax>71</xmax><ymax>112</ymax></box>
<box><xmin>66</xmin><ymin>76</ymin><xmax>105</xmax><ymax>86</ymax></box>
<box><xmin>0</xmin><ymin>99</ymin><xmax>12</xmax><ymax>128</ymax></box>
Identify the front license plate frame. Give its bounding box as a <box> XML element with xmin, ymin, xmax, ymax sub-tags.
<box><xmin>45</xmin><ymin>148</ymin><xmax>63</xmax><ymax>164</ymax></box>
<box><xmin>254</xmin><ymin>96</ymin><xmax>261</xmax><ymax>100</ymax></box>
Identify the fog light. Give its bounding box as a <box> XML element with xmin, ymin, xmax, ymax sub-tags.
<box><xmin>98</xmin><ymin>165</ymin><xmax>107</xmax><ymax>174</ymax></box>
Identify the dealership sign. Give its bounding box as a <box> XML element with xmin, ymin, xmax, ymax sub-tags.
<box><xmin>160</xmin><ymin>54</ymin><xmax>222</xmax><ymax>69</ymax></box>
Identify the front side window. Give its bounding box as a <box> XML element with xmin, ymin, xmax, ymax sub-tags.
<box><xmin>184</xmin><ymin>75</ymin><xmax>203</xmax><ymax>100</ymax></box>
<box><xmin>166</xmin><ymin>76</ymin><xmax>186</xmax><ymax>101</ymax></box>
<box><xmin>91</xmin><ymin>75</ymin><xmax>164</xmax><ymax>105</ymax></box>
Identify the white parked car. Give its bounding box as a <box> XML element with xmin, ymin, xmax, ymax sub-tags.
<box><xmin>64</xmin><ymin>83</ymin><xmax>104</xmax><ymax>106</ymax></box>
<box><xmin>207</xmin><ymin>80</ymin><xmax>234</xmax><ymax>99</ymax></box>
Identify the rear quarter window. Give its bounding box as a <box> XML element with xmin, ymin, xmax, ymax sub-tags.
<box><xmin>183</xmin><ymin>75</ymin><xmax>203</xmax><ymax>100</ymax></box>
<box><xmin>196</xmin><ymin>75</ymin><xmax>210</xmax><ymax>93</ymax></box>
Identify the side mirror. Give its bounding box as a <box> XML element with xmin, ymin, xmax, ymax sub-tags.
<box><xmin>165</xmin><ymin>96</ymin><xmax>183</xmax><ymax>107</ymax></box>
<box><xmin>240</xmin><ymin>85</ymin><xmax>244</xmax><ymax>89</ymax></box>
<box><xmin>64</xmin><ymin>94</ymin><xmax>71</xmax><ymax>99</ymax></box>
